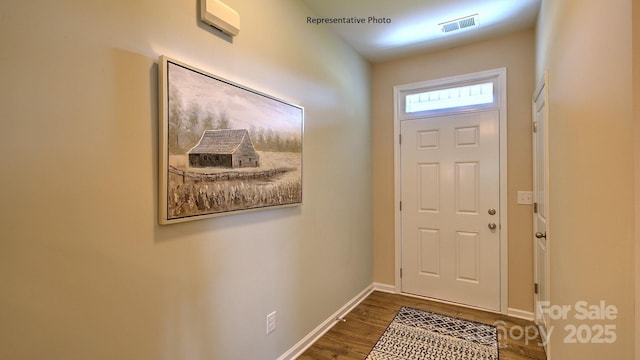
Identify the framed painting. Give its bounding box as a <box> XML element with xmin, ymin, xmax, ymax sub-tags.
<box><xmin>158</xmin><ymin>56</ymin><xmax>303</xmax><ymax>224</ymax></box>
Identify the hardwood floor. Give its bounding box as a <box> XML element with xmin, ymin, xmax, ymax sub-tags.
<box><xmin>298</xmin><ymin>291</ymin><xmax>547</xmax><ymax>360</ymax></box>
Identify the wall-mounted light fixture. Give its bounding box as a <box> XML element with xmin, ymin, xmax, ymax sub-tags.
<box><xmin>200</xmin><ymin>0</ymin><xmax>240</xmax><ymax>36</ymax></box>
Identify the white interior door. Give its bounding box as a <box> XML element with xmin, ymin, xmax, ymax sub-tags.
<box><xmin>400</xmin><ymin>110</ymin><xmax>501</xmax><ymax>311</ymax></box>
<box><xmin>533</xmin><ymin>75</ymin><xmax>550</xmax><ymax>348</ymax></box>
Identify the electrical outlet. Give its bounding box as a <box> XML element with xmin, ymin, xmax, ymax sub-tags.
<box><xmin>266</xmin><ymin>311</ymin><xmax>276</xmax><ymax>335</ymax></box>
<box><xmin>517</xmin><ymin>191</ymin><xmax>533</xmax><ymax>205</ymax></box>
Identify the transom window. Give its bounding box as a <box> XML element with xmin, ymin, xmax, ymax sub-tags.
<box><xmin>405</xmin><ymin>82</ymin><xmax>494</xmax><ymax>113</ymax></box>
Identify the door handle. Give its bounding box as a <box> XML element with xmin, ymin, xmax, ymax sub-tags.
<box><xmin>488</xmin><ymin>223</ymin><xmax>497</xmax><ymax>230</ymax></box>
<box><xmin>535</xmin><ymin>232</ymin><xmax>546</xmax><ymax>239</ymax></box>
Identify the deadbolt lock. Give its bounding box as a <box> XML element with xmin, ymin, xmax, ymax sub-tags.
<box><xmin>488</xmin><ymin>208</ymin><xmax>496</xmax><ymax>215</ymax></box>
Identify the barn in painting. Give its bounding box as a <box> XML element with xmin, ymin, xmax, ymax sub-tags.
<box><xmin>188</xmin><ymin>129</ymin><xmax>260</xmax><ymax>168</ymax></box>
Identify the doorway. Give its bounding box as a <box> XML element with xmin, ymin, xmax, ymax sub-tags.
<box><xmin>394</xmin><ymin>68</ymin><xmax>508</xmax><ymax>313</ymax></box>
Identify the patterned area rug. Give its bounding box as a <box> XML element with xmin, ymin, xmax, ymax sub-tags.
<box><xmin>365</xmin><ymin>306</ymin><xmax>498</xmax><ymax>360</ymax></box>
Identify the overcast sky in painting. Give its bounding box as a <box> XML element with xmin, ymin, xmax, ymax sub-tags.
<box><xmin>168</xmin><ymin>62</ymin><xmax>302</xmax><ymax>134</ymax></box>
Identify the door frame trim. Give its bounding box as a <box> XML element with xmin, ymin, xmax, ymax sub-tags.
<box><xmin>393</xmin><ymin>68</ymin><xmax>508</xmax><ymax>314</ymax></box>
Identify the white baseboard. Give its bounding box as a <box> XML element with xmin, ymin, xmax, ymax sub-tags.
<box><xmin>373</xmin><ymin>282</ymin><xmax>396</xmax><ymax>293</ymax></box>
<box><xmin>507</xmin><ymin>308</ymin><xmax>535</xmax><ymax>321</ymax></box>
<box><xmin>277</xmin><ymin>284</ymin><xmax>374</xmax><ymax>360</ymax></box>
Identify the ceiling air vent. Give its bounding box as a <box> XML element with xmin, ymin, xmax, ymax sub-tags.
<box><xmin>439</xmin><ymin>14</ymin><xmax>479</xmax><ymax>33</ymax></box>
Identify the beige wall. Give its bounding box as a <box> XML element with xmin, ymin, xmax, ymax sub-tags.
<box><xmin>537</xmin><ymin>0</ymin><xmax>635</xmax><ymax>358</ymax></box>
<box><xmin>636</xmin><ymin>0</ymin><xmax>640</xmax><ymax>357</ymax></box>
<box><xmin>0</xmin><ymin>1</ymin><xmax>372</xmax><ymax>359</ymax></box>
<box><xmin>372</xmin><ymin>29</ymin><xmax>536</xmax><ymax>312</ymax></box>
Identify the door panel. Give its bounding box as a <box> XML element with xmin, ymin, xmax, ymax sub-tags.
<box><xmin>419</xmin><ymin>229</ymin><xmax>440</xmax><ymax>275</ymax></box>
<box><xmin>456</xmin><ymin>231</ymin><xmax>479</xmax><ymax>282</ymax></box>
<box><xmin>401</xmin><ymin>110</ymin><xmax>500</xmax><ymax>311</ymax></box>
<box><xmin>456</xmin><ymin>162</ymin><xmax>479</xmax><ymax>214</ymax></box>
<box><xmin>419</xmin><ymin>164</ymin><xmax>440</xmax><ymax>211</ymax></box>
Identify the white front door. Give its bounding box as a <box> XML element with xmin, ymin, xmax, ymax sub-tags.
<box><xmin>400</xmin><ymin>110</ymin><xmax>501</xmax><ymax>311</ymax></box>
<box><xmin>533</xmin><ymin>74</ymin><xmax>550</xmax><ymax>349</ymax></box>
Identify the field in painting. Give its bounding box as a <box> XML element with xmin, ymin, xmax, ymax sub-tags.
<box><xmin>167</xmin><ymin>151</ymin><xmax>301</xmax><ymax>218</ymax></box>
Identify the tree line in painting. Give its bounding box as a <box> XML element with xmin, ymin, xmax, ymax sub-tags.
<box><xmin>168</xmin><ymin>87</ymin><xmax>301</xmax><ymax>155</ymax></box>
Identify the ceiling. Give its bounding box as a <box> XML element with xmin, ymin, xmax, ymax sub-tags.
<box><xmin>301</xmin><ymin>0</ymin><xmax>541</xmax><ymax>62</ymax></box>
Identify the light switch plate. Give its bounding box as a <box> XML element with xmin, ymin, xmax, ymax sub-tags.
<box><xmin>517</xmin><ymin>191</ymin><xmax>533</xmax><ymax>205</ymax></box>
